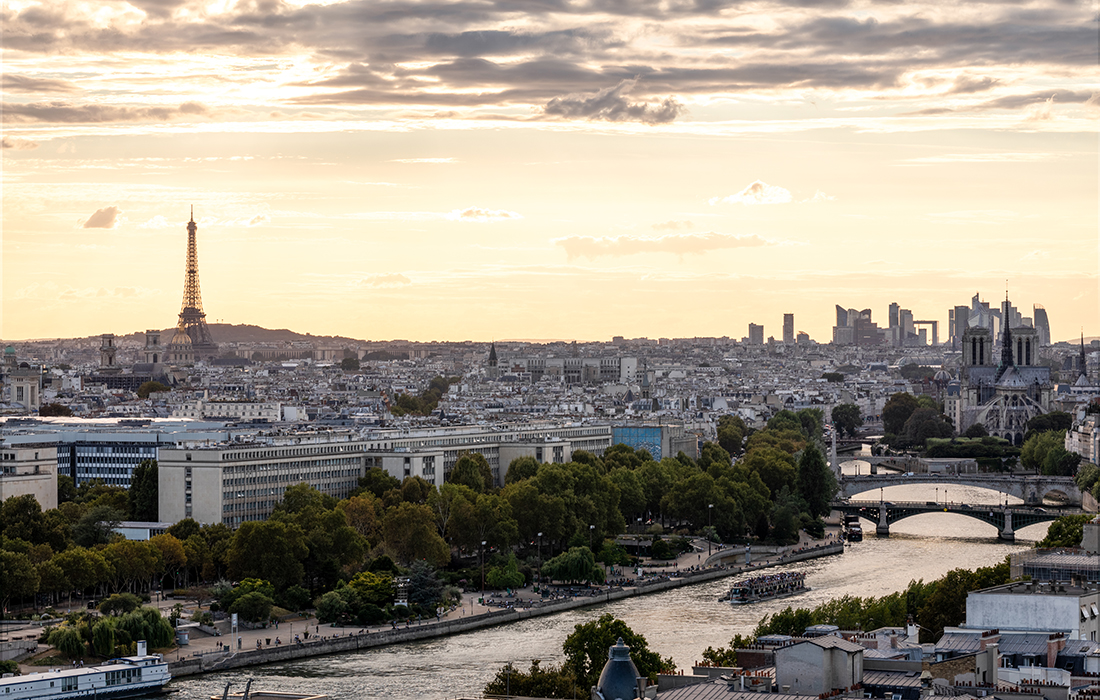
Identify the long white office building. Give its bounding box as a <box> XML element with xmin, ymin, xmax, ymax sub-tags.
<box><xmin>158</xmin><ymin>422</ymin><xmax>614</xmax><ymax>527</ymax></box>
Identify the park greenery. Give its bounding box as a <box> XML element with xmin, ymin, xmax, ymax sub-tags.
<box><xmin>1</xmin><ymin>411</ymin><xmax>839</xmax><ymax>630</ymax></box>
<box><xmin>484</xmin><ymin>614</ymin><xmax>673</xmax><ymax>698</ymax></box>
<box><xmin>389</xmin><ymin>375</ymin><xmax>460</xmax><ymax>416</ymax></box>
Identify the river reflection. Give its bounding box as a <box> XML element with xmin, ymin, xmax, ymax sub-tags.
<box><xmin>166</xmin><ymin>480</ymin><xmax>1051</xmax><ymax>700</ymax></box>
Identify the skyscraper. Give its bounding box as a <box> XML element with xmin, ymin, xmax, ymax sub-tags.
<box><xmin>748</xmin><ymin>323</ymin><xmax>764</xmax><ymax>345</ymax></box>
<box><xmin>782</xmin><ymin>314</ymin><xmax>794</xmax><ymax>344</ymax></box>
<box><xmin>1033</xmin><ymin>304</ymin><xmax>1051</xmax><ymax>346</ymax></box>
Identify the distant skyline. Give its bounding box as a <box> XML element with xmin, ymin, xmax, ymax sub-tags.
<box><xmin>2</xmin><ymin>0</ymin><xmax>1096</xmax><ymax>343</ymax></box>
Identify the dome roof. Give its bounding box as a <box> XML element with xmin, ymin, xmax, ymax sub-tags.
<box><xmin>933</xmin><ymin>369</ymin><xmax>951</xmax><ymax>382</ymax></box>
<box><xmin>170</xmin><ymin>328</ymin><xmax>193</xmax><ymax>346</ymax></box>
<box><xmin>4</xmin><ymin>346</ymin><xmax>15</xmax><ymax>355</ymax></box>
<box><xmin>596</xmin><ymin>638</ymin><xmax>642</xmax><ymax>700</ymax></box>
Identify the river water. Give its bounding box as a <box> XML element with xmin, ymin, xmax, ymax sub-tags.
<box><xmin>165</xmin><ymin>474</ymin><xmax>1053</xmax><ymax>700</ymax></box>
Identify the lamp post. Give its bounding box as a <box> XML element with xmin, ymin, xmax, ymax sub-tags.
<box><xmin>480</xmin><ymin>541</ymin><xmax>487</xmax><ymax>592</ymax></box>
<box><xmin>589</xmin><ymin>524</ymin><xmax>595</xmax><ymax>551</ymax></box>
<box><xmin>708</xmin><ymin>504</ymin><xmax>713</xmax><ymax>556</ymax></box>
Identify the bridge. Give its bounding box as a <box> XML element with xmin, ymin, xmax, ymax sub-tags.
<box><xmin>831</xmin><ymin>500</ymin><xmax>1085</xmax><ymax>542</ymax></box>
<box><xmin>837</xmin><ymin>473</ymin><xmax>1082</xmax><ymax>506</ymax></box>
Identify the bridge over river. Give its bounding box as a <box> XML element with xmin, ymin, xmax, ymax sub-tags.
<box><xmin>837</xmin><ymin>472</ymin><xmax>1082</xmax><ymax>506</ymax></box>
<box><xmin>831</xmin><ymin>500</ymin><xmax>1085</xmax><ymax>542</ymax></box>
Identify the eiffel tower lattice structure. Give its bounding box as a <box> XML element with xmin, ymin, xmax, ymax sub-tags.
<box><xmin>168</xmin><ymin>209</ymin><xmax>218</xmax><ymax>362</ymax></box>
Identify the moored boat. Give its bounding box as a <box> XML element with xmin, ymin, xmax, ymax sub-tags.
<box><xmin>0</xmin><ymin>641</ymin><xmax>170</xmax><ymax>700</ymax></box>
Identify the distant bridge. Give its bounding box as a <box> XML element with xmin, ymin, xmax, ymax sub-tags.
<box><xmin>831</xmin><ymin>500</ymin><xmax>1084</xmax><ymax>542</ymax></box>
<box><xmin>837</xmin><ymin>473</ymin><xmax>1082</xmax><ymax>506</ymax></box>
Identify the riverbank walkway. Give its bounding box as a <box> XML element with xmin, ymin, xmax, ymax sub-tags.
<box><xmin>14</xmin><ymin>529</ymin><xmax>844</xmax><ymax>679</ymax></box>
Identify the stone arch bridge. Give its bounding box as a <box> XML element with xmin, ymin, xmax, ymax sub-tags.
<box><xmin>837</xmin><ymin>473</ymin><xmax>1082</xmax><ymax>506</ymax></box>
<box><xmin>831</xmin><ymin>500</ymin><xmax>1084</xmax><ymax>542</ymax></box>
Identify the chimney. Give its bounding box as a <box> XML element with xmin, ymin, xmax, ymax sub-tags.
<box><xmin>906</xmin><ymin>616</ymin><xmax>919</xmax><ymax>642</ymax></box>
<box><xmin>1046</xmin><ymin>633</ymin><xmax>1065</xmax><ymax>668</ymax></box>
<box><xmin>979</xmin><ymin>630</ymin><xmax>1000</xmax><ymax>651</ymax></box>
<box><xmin>136</xmin><ymin>640</ymin><xmax>147</xmax><ymax>656</ymax></box>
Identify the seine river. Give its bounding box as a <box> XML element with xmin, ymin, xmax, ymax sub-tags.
<box><xmin>165</xmin><ymin>475</ymin><xmax>1052</xmax><ymax>700</ymax></box>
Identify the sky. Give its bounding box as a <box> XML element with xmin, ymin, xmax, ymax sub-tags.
<box><xmin>2</xmin><ymin>0</ymin><xmax>1098</xmax><ymax>344</ymax></box>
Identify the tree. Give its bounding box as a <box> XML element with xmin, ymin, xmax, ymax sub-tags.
<box><xmin>797</xmin><ymin>445</ymin><xmax>835</xmax><ymax>518</ymax></box>
<box><xmin>354</xmin><ymin>468</ymin><xmax>401</xmax><ymax>499</ymax></box>
<box><xmin>964</xmin><ymin>422</ymin><xmax>989</xmax><ymax>438</ymax></box>
<box><xmin>39</xmin><ymin>403</ymin><xmax>73</xmax><ymax>417</ymax></box>
<box><xmin>230</xmin><ymin>591</ymin><xmax>274</xmax><ymax>623</ymax></box>
<box><xmin>0</xmin><ymin>494</ymin><xmax>49</xmax><ymax>544</ymax></box>
<box><xmin>831</xmin><ymin>404</ymin><xmax>862</xmax><ymax>438</ymax></box>
<box><xmin>717</xmin><ymin>415</ymin><xmax>748</xmax><ymax>457</ymax></box>
<box><xmin>484</xmin><ymin>660</ymin><xmax>575</xmax><ymax>699</ymax></box>
<box><xmin>227</xmin><ymin>520</ymin><xmax>307</xmax><ymax>591</ymax></box>
<box><xmin>796</xmin><ymin>408</ymin><xmax>824</xmax><ymax>441</ymax></box>
<box><xmin>1024</xmin><ymin>412</ymin><xmax>1073</xmax><ymax>442</ymax></box>
<box><xmin>883</xmin><ymin>392</ymin><xmax>919</xmax><ymax>436</ymax></box>
<box><xmin>902</xmin><ymin>408</ymin><xmax>954</xmax><ymax>448</ymax></box>
<box><xmin>1021</xmin><ymin>430</ymin><xmax>1079</xmax><ymax>475</ymax></box>
<box><xmin>541</xmin><ymin>547</ymin><xmax>603</xmax><ymax>584</ymax></box>
<box><xmin>340</xmin><ymin>356</ymin><xmax>360</xmax><ymax>371</ymax></box>
<box><xmin>449</xmin><ymin>453</ymin><xmax>494</xmax><ymax>493</ymax></box>
<box><xmin>348</xmin><ymin>570</ymin><xmax>395</xmax><ymax>607</ymax></box>
<box><xmin>72</xmin><ymin>505</ymin><xmax>124</xmax><ymax>548</ymax></box>
<box><xmin>505</xmin><ymin>456</ymin><xmax>540</xmax><ymax>485</ymax></box>
<box><xmin>1035</xmin><ymin>514</ymin><xmax>1094</xmax><ymax>548</ymax></box>
<box><xmin>562</xmin><ymin>614</ymin><xmax>671</xmax><ymax>688</ymax></box>
<box><xmin>767</xmin><ymin>410</ymin><xmax>804</xmax><ymax>436</ymax></box>
<box><xmin>136</xmin><ymin>381</ymin><xmax>170</xmax><ymax>399</ymax></box>
<box><xmin>0</xmin><ymin>550</ymin><xmax>38</xmax><ymax>612</ymax></box>
<box><xmin>99</xmin><ymin>592</ymin><xmax>142</xmax><ymax>616</ymax></box>
<box><xmin>486</xmin><ymin>554</ymin><xmax>525</xmax><ymax>590</ymax></box>
<box><xmin>149</xmin><ymin>534</ymin><xmax>187</xmax><ymax>590</ymax></box>
<box><xmin>407</xmin><ymin>560</ymin><xmax>445</xmax><ymax>609</ymax></box>
<box><xmin>129</xmin><ymin>459</ymin><xmax>159</xmax><ymax>522</ymax></box>
<box><xmin>382</xmin><ymin>502</ymin><xmax>450</xmax><ymax>566</ymax></box>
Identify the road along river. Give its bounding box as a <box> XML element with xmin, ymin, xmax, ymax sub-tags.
<box><xmin>163</xmin><ymin>479</ymin><xmax>1050</xmax><ymax>700</ymax></box>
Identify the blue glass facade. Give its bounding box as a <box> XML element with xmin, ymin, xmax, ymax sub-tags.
<box><xmin>612</xmin><ymin>426</ymin><xmax>663</xmax><ymax>460</ymax></box>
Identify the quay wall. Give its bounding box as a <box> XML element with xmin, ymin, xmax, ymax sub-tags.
<box><xmin>168</xmin><ymin>543</ymin><xmax>844</xmax><ymax>679</ymax></box>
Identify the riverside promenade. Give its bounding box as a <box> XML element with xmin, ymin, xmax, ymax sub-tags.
<box><xmin>164</xmin><ymin>539</ymin><xmax>843</xmax><ymax>679</ymax></box>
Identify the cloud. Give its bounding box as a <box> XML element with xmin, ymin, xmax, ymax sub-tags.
<box><xmin>651</xmin><ymin>220</ymin><xmax>694</xmax><ymax>231</ymax></box>
<box><xmin>555</xmin><ymin>231</ymin><xmax>772</xmax><ymax>259</ymax></box>
<box><xmin>447</xmin><ymin>207</ymin><xmax>523</xmax><ymax>222</ymax></box>
<box><xmin>1021</xmin><ymin>250</ymin><xmax>1049</xmax><ymax>261</ymax></box>
<box><xmin>139</xmin><ymin>215</ymin><xmax>171</xmax><ymax>229</ymax></box>
<box><xmin>81</xmin><ymin>206</ymin><xmax>122</xmax><ymax>229</ymax></box>
<box><xmin>710</xmin><ymin>180</ymin><xmax>793</xmax><ymax>206</ymax></box>
<box><xmin>1025</xmin><ymin>95</ymin><xmax>1056</xmax><ymax>122</ymax></box>
<box><xmin>805</xmin><ymin>190</ymin><xmax>835</xmax><ymax>203</ymax></box>
<box><xmin>360</xmin><ymin>273</ymin><xmax>412</xmax><ymax>287</ymax></box>
<box><xmin>389</xmin><ymin>157</ymin><xmax>457</xmax><ymax>164</ymax></box>
<box><xmin>543</xmin><ymin>78</ymin><xmax>684</xmax><ymax>124</ymax></box>
<box><xmin>3</xmin><ymin>74</ymin><xmax>81</xmax><ymax>93</ymax></box>
<box><xmin>3</xmin><ymin>101</ymin><xmax>213</xmax><ymax>123</ymax></box>
<box><xmin>248</xmin><ymin>213</ymin><xmax>269</xmax><ymax>226</ymax></box>
<box><xmin>1</xmin><ymin>136</ymin><xmax>39</xmax><ymax>150</ymax></box>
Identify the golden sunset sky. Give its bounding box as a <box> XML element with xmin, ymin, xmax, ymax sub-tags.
<box><xmin>2</xmin><ymin>0</ymin><xmax>1097</xmax><ymax>343</ymax></box>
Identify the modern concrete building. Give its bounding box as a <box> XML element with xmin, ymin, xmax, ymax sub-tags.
<box><xmin>782</xmin><ymin>314</ymin><xmax>794</xmax><ymax>344</ymax></box>
<box><xmin>966</xmin><ymin>580</ymin><xmax>1100</xmax><ymax>641</ymax></box>
<box><xmin>0</xmin><ymin>442</ymin><xmax>58</xmax><ymax>510</ymax></box>
<box><xmin>158</xmin><ymin>430</ymin><xmax>369</xmax><ymax>526</ymax></box>
<box><xmin>171</xmin><ymin>400</ymin><xmax>283</xmax><ymax>422</ymax></box>
<box><xmin>748</xmin><ymin>324</ymin><xmax>764</xmax><ymax>346</ymax></box>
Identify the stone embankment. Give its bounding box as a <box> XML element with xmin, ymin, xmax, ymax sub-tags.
<box><xmin>167</xmin><ymin>542</ymin><xmax>844</xmax><ymax>679</ymax></box>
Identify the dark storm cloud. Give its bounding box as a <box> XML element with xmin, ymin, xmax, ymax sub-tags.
<box><xmin>3</xmin><ymin>74</ymin><xmax>81</xmax><ymax>93</ymax></box>
<box><xmin>543</xmin><ymin>78</ymin><xmax>684</xmax><ymax>123</ymax></box>
<box><xmin>4</xmin><ymin>101</ymin><xmax>213</xmax><ymax>123</ymax></box>
<box><xmin>1</xmin><ymin>0</ymin><xmax>1092</xmax><ymax>121</ymax></box>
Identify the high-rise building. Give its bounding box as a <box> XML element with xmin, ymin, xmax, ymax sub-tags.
<box><xmin>949</xmin><ymin>305</ymin><xmax>970</xmax><ymax>348</ymax></box>
<box><xmin>1033</xmin><ymin>304</ymin><xmax>1051</xmax><ymax>346</ymax></box>
<box><xmin>835</xmin><ymin>305</ymin><xmax>848</xmax><ymax>328</ymax></box>
<box><xmin>748</xmin><ymin>323</ymin><xmax>764</xmax><ymax>345</ymax></box>
<box><xmin>888</xmin><ymin>302</ymin><xmax>900</xmax><ymax>331</ymax></box>
<box><xmin>782</xmin><ymin>314</ymin><xmax>794</xmax><ymax>344</ymax></box>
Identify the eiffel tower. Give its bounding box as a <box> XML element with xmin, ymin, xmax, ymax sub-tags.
<box><xmin>169</xmin><ymin>208</ymin><xmax>218</xmax><ymax>362</ymax></box>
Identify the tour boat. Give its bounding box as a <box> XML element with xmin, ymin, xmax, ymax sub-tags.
<box><xmin>720</xmin><ymin>571</ymin><xmax>809</xmax><ymax>605</ymax></box>
<box><xmin>0</xmin><ymin>641</ymin><xmax>170</xmax><ymax>699</ymax></box>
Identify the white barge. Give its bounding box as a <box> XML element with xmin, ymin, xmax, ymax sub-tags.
<box><xmin>0</xmin><ymin>641</ymin><xmax>170</xmax><ymax>699</ymax></box>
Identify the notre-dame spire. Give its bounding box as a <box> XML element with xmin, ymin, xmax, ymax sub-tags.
<box><xmin>175</xmin><ymin>209</ymin><xmax>218</xmax><ymax>359</ymax></box>
<box><xmin>996</xmin><ymin>290</ymin><xmax>1014</xmax><ymax>380</ymax></box>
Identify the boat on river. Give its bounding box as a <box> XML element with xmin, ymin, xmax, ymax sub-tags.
<box><xmin>719</xmin><ymin>571</ymin><xmax>808</xmax><ymax>605</ymax></box>
<box><xmin>0</xmin><ymin>641</ymin><xmax>169</xmax><ymax>700</ymax></box>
